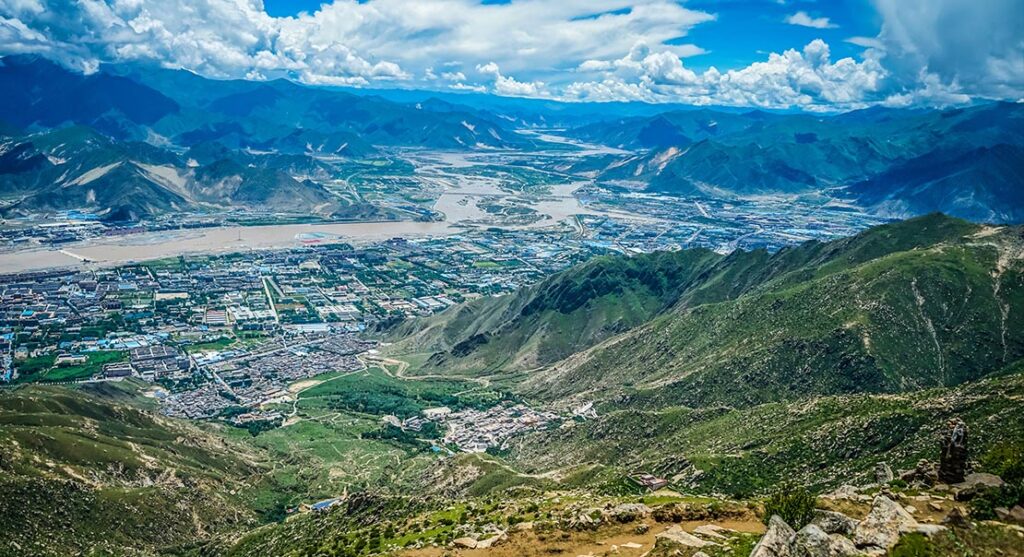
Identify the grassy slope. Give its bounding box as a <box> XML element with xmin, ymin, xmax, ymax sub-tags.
<box><xmin>388</xmin><ymin>249</ymin><xmax>724</xmax><ymax>376</ymax></box>
<box><xmin>523</xmin><ymin>215</ymin><xmax>1024</xmax><ymax>405</ymax></box>
<box><xmin>506</xmin><ymin>364</ymin><xmax>1024</xmax><ymax>498</ymax></box>
<box><xmin>0</xmin><ymin>383</ymin><xmax>267</xmax><ymax>556</ymax></box>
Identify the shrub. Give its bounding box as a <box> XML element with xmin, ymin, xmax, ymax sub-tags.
<box><xmin>969</xmin><ymin>482</ymin><xmax>1024</xmax><ymax>520</ymax></box>
<box><xmin>763</xmin><ymin>484</ymin><xmax>817</xmax><ymax>529</ymax></box>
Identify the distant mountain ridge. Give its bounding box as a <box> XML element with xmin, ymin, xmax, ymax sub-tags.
<box><xmin>580</xmin><ymin>103</ymin><xmax>1024</xmax><ymax>222</ymax></box>
<box><xmin>0</xmin><ymin>55</ymin><xmax>523</xmax><ymax>152</ymax></box>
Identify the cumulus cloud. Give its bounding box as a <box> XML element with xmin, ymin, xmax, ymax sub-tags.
<box><xmin>785</xmin><ymin>11</ymin><xmax>837</xmax><ymax>29</ymax></box>
<box><xmin>871</xmin><ymin>0</ymin><xmax>1024</xmax><ymax>101</ymax></box>
<box><xmin>477</xmin><ymin>61</ymin><xmax>547</xmax><ymax>97</ymax></box>
<box><xmin>0</xmin><ymin>0</ymin><xmax>1019</xmax><ymax>108</ymax></box>
<box><xmin>568</xmin><ymin>39</ymin><xmax>886</xmax><ymax>110</ymax></box>
<box><xmin>0</xmin><ymin>0</ymin><xmax>713</xmax><ymax>91</ymax></box>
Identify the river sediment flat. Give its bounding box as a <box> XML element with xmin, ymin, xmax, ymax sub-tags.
<box><xmin>0</xmin><ymin>220</ymin><xmax>455</xmax><ymax>274</ymax></box>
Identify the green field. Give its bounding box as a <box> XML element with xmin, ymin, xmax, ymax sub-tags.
<box><xmin>13</xmin><ymin>350</ymin><xmax>127</xmax><ymax>383</ymax></box>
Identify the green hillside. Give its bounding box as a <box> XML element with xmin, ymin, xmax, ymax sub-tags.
<box><xmin>507</xmin><ymin>362</ymin><xmax>1024</xmax><ymax>498</ymax></box>
<box><xmin>0</xmin><ymin>383</ymin><xmax>266</xmax><ymax>556</ymax></box>
<box><xmin>390</xmin><ymin>214</ymin><xmax>1022</xmax><ymax>409</ymax></box>
<box><xmin>388</xmin><ymin>248</ymin><xmax>724</xmax><ymax>376</ymax></box>
<box><xmin>524</xmin><ymin>215</ymin><xmax>1024</xmax><ymax>406</ymax></box>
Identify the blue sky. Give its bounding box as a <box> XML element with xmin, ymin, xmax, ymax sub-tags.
<box><xmin>1</xmin><ymin>0</ymin><xmax>1020</xmax><ymax>110</ymax></box>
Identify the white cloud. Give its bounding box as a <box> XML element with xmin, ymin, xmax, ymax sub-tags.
<box><xmin>0</xmin><ymin>0</ymin><xmax>1019</xmax><ymax>108</ymax></box>
<box><xmin>871</xmin><ymin>0</ymin><xmax>1024</xmax><ymax>100</ymax></box>
<box><xmin>476</xmin><ymin>61</ymin><xmax>547</xmax><ymax>97</ymax></box>
<box><xmin>785</xmin><ymin>11</ymin><xmax>837</xmax><ymax>29</ymax></box>
<box><xmin>845</xmin><ymin>36</ymin><xmax>884</xmax><ymax>49</ymax></box>
<box><xmin>568</xmin><ymin>39</ymin><xmax>886</xmax><ymax>110</ymax></box>
<box><xmin>441</xmin><ymin>71</ymin><xmax>466</xmax><ymax>82</ymax></box>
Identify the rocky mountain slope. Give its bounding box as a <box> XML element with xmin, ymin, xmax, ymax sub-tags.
<box><xmin>0</xmin><ymin>126</ymin><xmax>387</xmax><ymax>221</ymax></box>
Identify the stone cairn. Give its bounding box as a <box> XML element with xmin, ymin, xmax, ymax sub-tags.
<box><xmin>939</xmin><ymin>418</ymin><xmax>968</xmax><ymax>484</ymax></box>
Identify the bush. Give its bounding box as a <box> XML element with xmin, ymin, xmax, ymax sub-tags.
<box><xmin>970</xmin><ymin>442</ymin><xmax>1024</xmax><ymax>520</ymax></box>
<box><xmin>763</xmin><ymin>484</ymin><xmax>817</xmax><ymax>529</ymax></box>
<box><xmin>969</xmin><ymin>482</ymin><xmax>1024</xmax><ymax>520</ymax></box>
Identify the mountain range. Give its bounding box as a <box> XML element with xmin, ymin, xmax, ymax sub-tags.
<box><xmin>582</xmin><ymin>103</ymin><xmax>1024</xmax><ymax>222</ymax></box>
<box><xmin>2</xmin><ymin>54</ymin><xmax>1023</xmax><ymax>224</ymax></box>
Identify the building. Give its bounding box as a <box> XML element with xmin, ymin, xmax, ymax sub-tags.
<box><xmin>422</xmin><ymin>406</ymin><xmax>452</xmax><ymax>420</ymax></box>
<box><xmin>629</xmin><ymin>473</ymin><xmax>669</xmax><ymax>491</ymax></box>
<box><xmin>103</xmin><ymin>362</ymin><xmax>134</xmax><ymax>378</ymax></box>
<box><xmin>130</xmin><ymin>344</ymin><xmax>189</xmax><ymax>380</ymax></box>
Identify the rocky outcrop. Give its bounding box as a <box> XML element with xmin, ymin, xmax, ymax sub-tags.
<box><xmin>852</xmin><ymin>496</ymin><xmax>917</xmax><ymax>551</ymax></box>
<box><xmin>608</xmin><ymin>503</ymin><xmax>652</xmax><ymax>523</ymax></box>
<box><xmin>751</xmin><ymin>515</ymin><xmax>796</xmax><ymax>557</ymax></box>
<box><xmin>655</xmin><ymin>524</ymin><xmax>719</xmax><ymax>550</ymax></box>
<box><xmin>952</xmin><ymin>472</ymin><xmax>1005</xmax><ymax>501</ymax></box>
<box><xmin>811</xmin><ymin>510</ymin><xmax>859</xmax><ymax>536</ymax></box>
<box><xmin>874</xmin><ymin>462</ymin><xmax>894</xmax><ymax>484</ymax></box>
<box><xmin>752</xmin><ymin>497</ymin><xmax>950</xmax><ymax>557</ymax></box>
<box><xmin>939</xmin><ymin>418</ymin><xmax>968</xmax><ymax>484</ymax></box>
<box><xmin>899</xmin><ymin>460</ymin><xmax>938</xmax><ymax>487</ymax></box>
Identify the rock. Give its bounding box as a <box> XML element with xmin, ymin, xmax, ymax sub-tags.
<box><xmin>812</xmin><ymin>510</ymin><xmax>859</xmax><ymax>536</ymax></box>
<box><xmin>790</xmin><ymin>524</ymin><xmax>832</xmax><ymax>557</ymax></box>
<box><xmin>943</xmin><ymin>506</ymin><xmax>971</xmax><ymax>528</ymax></box>
<box><xmin>751</xmin><ymin>515</ymin><xmax>796</xmax><ymax>557</ymax></box>
<box><xmin>693</xmin><ymin>553</ymin><xmax>712</xmax><ymax>557</ymax></box>
<box><xmin>927</xmin><ymin>502</ymin><xmax>943</xmax><ymax>512</ymax></box>
<box><xmin>568</xmin><ymin>509</ymin><xmax>602</xmax><ymax>530</ymax></box>
<box><xmin>609</xmin><ymin>503</ymin><xmax>652</xmax><ymax>523</ymax></box>
<box><xmin>995</xmin><ymin>505</ymin><xmax>1024</xmax><ymax>525</ymax></box>
<box><xmin>953</xmin><ymin>472</ymin><xmax>1005</xmax><ymax>501</ymax></box>
<box><xmin>514</xmin><ymin>521</ymin><xmax>534</xmax><ymax>531</ymax></box>
<box><xmin>694</xmin><ymin>524</ymin><xmax>730</xmax><ymax>540</ymax></box>
<box><xmin>938</xmin><ymin>418</ymin><xmax>969</xmax><ymax>484</ymax></box>
<box><xmin>825</xmin><ymin>485</ymin><xmax>863</xmax><ymax>500</ymax></box>
<box><xmin>875</xmin><ymin>462</ymin><xmax>894</xmax><ymax>484</ymax></box>
<box><xmin>827</xmin><ymin>534</ymin><xmax>863</xmax><ymax>556</ymax></box>
<box><xmin>635</xmin><ymin>523</ymin><xmax>650</xmax><ymax>534</ymax></box>
<box><xmin>655</xmin><ymin>525</ymin><xmax>718</xmax><ymax>549</ymax></box>
<box><xmin>912</xmin><ymin>524</ymin><xmax>947</xmax><ymax>537</ymax></box>
<box><xmin>900</xmin><ymin>460</ymin><xmax>938</xmax><ymax>486</ymax></box>
<box><xmin>453</xmin><ymin>537</ymin><xmax>477</xmax><ymax>549</ymax></box>
<box><xmin>852</xmin><ymin>496</ymin><xmax>917</xmax><ymax>551</ymax></box>
<box><xmin>904</xmin><ymin>505</ymin><xmax>917</xmax><ymax>515</ymax></box>
<box><xmin>475</xmin><ymin>532</ymin><xmax>506</xmax><ymax>548</ymax></box>
<box><xmin>621</xmin><ymin>542</ymin><xmax>643</xmax><ymax>549</ymax></box>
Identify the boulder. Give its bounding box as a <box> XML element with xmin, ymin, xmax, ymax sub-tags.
<box><xmin>953</xmin><ymin>472</ymin><xmax>1005</xmax><ymax>501</ymax></box>
<box><xmin>790</xmin><ymin>524</ymin><xmax>832</xmax><ymax>557</ymax></box>
<box><xmin>827</xmin><ymin>534</ymin><xmax>863</xmax><ymax>556</ymax></box>
<box><xmin>875</xmin><ymin>462</ymin><xmax>894</xmax><ymax>484</ymax></box>
<box><xmin>655</xmin><ymin>525</ymin><xmax>718</xmax><ymax>549</ymax></box>
<box><xmin>852</xmin><ymin>496</ymin><xmax>917</xmax><ymax>551</ymax></box>
<box><xmin>475</xmin><ymin>532</ymin><xmax>506</xmax><ymax>548</ymax></box>
<box><xmin>995</xmin><ymin>505</ymin><xmax>1024</xmax><ymax>525</ymax></box>
<box><xmin>811</xmin><ymin>510</ymin><xmax>859</xmax><ymax>536</ymax></box>
<box><xmin>453</xmin><ymin>537</ymin><xmax>477</xmax><ymax>549</ymax></box>
<box><xmin>899</xmin><ymin>459</ymin><xmax>938</xmax><ymax>487</ymax></box>
<box><xmin>751</xmin><ymin>515</ymin><xmax>796</xmax><ymax>557</ymax></box>
<box><xmin>943</xmin><ymin>506</ymin><xmax>971</xmax><ymax>528</ymax></box>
